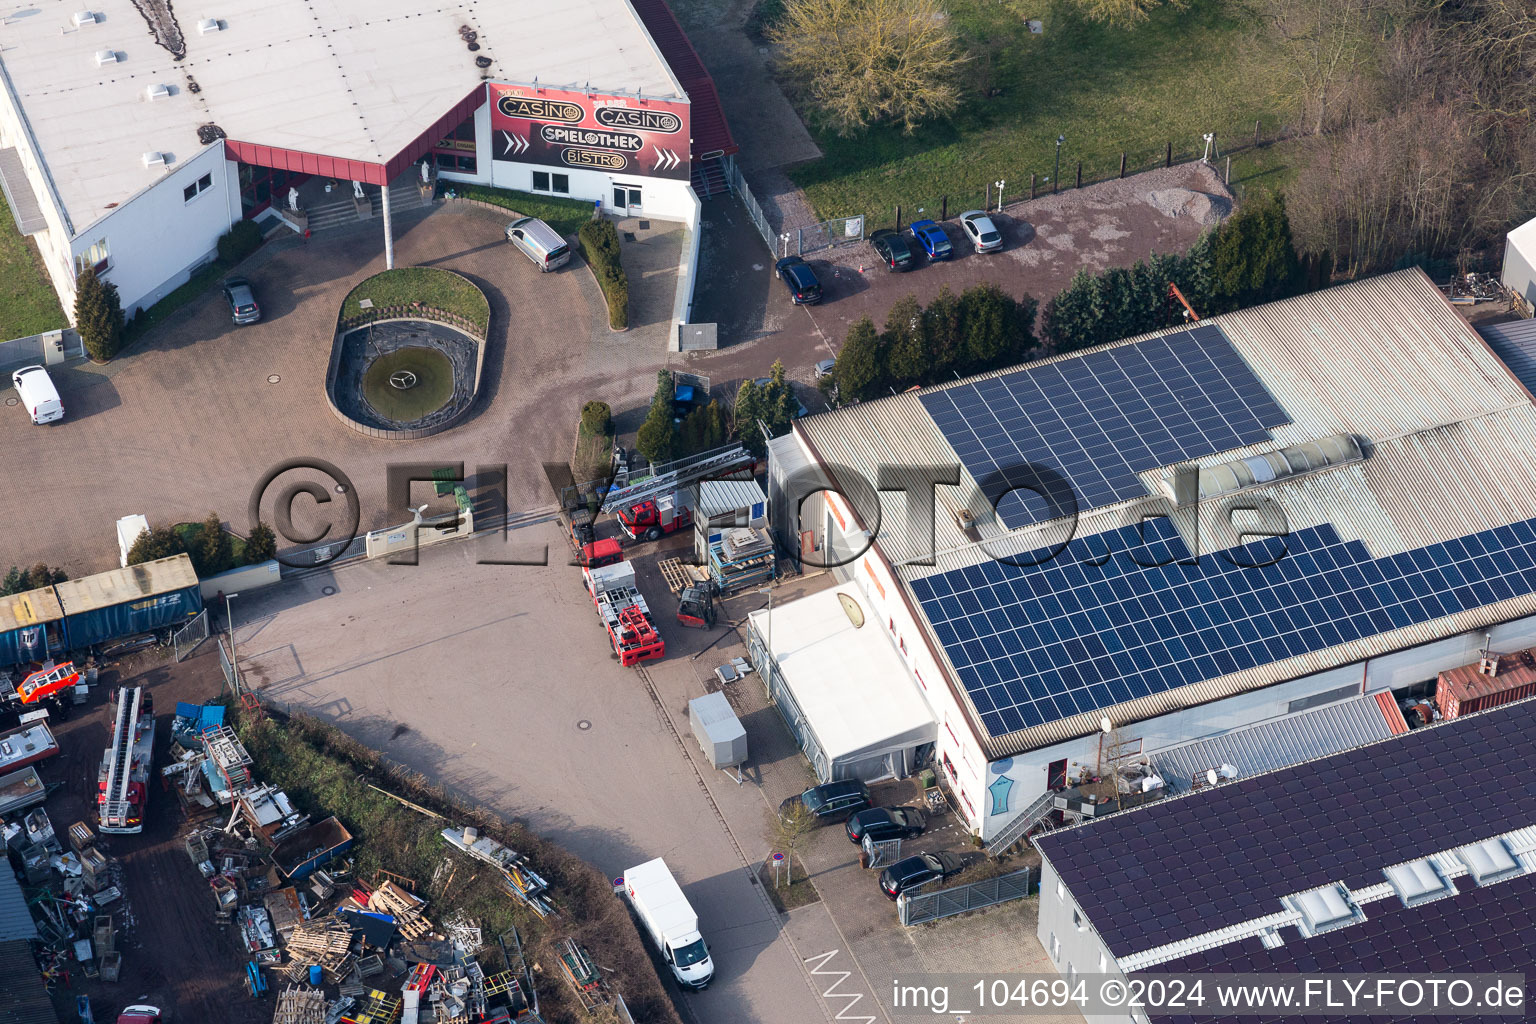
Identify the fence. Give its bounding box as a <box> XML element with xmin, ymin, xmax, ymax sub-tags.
<box><xmin>897</xmin><ymin>867</ymin><xmax>1033</xmax><ymax>927</ymax></box>
<box><xmin>863</xmin><ymin>835</ymin><xmax>903</xmax><ymax>869</ymax></box>
<box><xmin>217</xmin><ymin>633</ymin><xmax>239</xmax><ymax>695</ymax></box>
<box><xmin>0</xmin><ymin>328</ymin><xmax>79</xmax><ymax>372</ymax></box>
<box><xmin>173</xmin><ymin>610</ymin><xmax>209</xmax><ymax>661</ymax></box>
<box><xmin>795</xmin><ymin>215</ymin><xmax>865</xmax><ymax>256</ymax></box>
<box><xmin>729</xmin><ymin>161</ymin><xmax>777</xmax><ymax>257</ymax></box>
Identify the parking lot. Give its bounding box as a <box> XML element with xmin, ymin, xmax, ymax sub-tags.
<box><xmin>0</xmin><ymin>204</ymin><xmax>679</xmax><ymax>573</ymax></box>
<box><xmin>229</xmin><ymin>524</ymin><xmax>1077</xmax><ymax>1024</ymax></box>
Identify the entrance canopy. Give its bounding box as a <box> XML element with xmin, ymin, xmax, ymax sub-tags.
<box><xmin>750</xmin><ymin>584</ymin><xmax>936</xmax><ymax>781</ymax></box>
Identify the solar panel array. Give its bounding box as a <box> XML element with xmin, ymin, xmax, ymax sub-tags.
<box><xmin>920</xmin><ymin>325</ymin><xmax>1289</xmax><ymax>529</ymax></box>
<box><xmin>911</xmin><ymin>515</ymin><xmax>1536</xmax><ymax>737</ymax></box>
<box><xmin>1035</xmin><ymin>698</ymin><xmax>1534</xmax><ymax>963</ymax></box>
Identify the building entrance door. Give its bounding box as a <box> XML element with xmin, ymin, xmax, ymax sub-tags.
<box><xmin>611</xmin><ymin>185</ymin><xmax>642</xmax><ymax>215</ymax></box>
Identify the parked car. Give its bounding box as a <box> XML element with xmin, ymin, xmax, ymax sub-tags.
<box><xmin>958</xmin><ymin>211</ymin><xmax>1004</xmax><ymax>253</ymax></box>
<box><xmin>908</xmin><ymin>219</ymin><xmax>954</xmax><ymax>260</ymax></box>
<box><xmin>846</xmin><ymin>806</ymin><xmax>926</xmax><ymax>845</ymax></box>
<box><xmin>879</xmin><ymin>851</ymin><xmax>963</xmax><ymax>899</ymax></box>
<box><xmin>222</xmin><ymin>277</ymin><xmax>261</xmax><ymax>324</ymax></box>
<box><xmin>775</xmin><ymin>256</ymin><xmax>823</xmax><ymax>305</ymax></box>
<box><xmin>778</xmin><ymin>779</ymin><xmax>872</xmax><ymax>823</ymax></box>
<box><xmin>814</xmin><ymin>357</ymin><xmax>837</xmax><ymax>380</ymax></box>
<box><xmin>505</xmin><ymin>217</ymin><xmax>570</xmax><ymax>271</ymax></box>
<box><xmin>754</xmin><ymin>377</ymin><xmax>809</xmax><ymax>418</ymax></box>
<box><xmin>11</xmin><ymin>365</ymin><xmax>63</xmax><ymax>424</ymax></box>
<box><xmin>869</xmin><ymin>229</ymin><xmax>914</xmax><ymax>271</ymax></box>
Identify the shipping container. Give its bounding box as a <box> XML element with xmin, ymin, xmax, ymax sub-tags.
<box><xmin>1435</xmin><ymin>649</ymin><xmax>1536</xmax><ymax>720</ymax></box>
<box><xmin>0</xmin><ymin>722</ymin><xmax>59</xmax><ymax>773</ymax></box>
<box><xmin>0</xmin><ymin>587</ymin><xmax>63</xmax><ymax>667</ymax></box>
<box><xmin>272</xmin><ymin>816</ymin><xmax>354</xmax><ymax>880</ymax></box>
<box><xmin>55</xmin><ymin>554</ymin><xmax>202</xmax><ymax>649</ymax></box>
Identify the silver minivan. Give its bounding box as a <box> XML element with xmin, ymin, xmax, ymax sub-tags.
<box><xmin>12</xmin><ymin>365</ymin><xmax>64</xmax><ymax>424</ymax></box>
<box><xmin>505</xmin><ymin>217</ymin><xmax>570</xmax><ymax>272</ymax></box>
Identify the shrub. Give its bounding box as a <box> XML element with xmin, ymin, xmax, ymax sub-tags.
<box><xmin>191</xmin><ymin>511</ymin><xmax>234</xmax><ymax>577</ymax></box>
<box><xmin>834</xmin><ymin>317</ymin><xmax>883</xmax><ymax>402</ymax></box>
<box><xmin>635</xmin><ymin>371</ymin><xmax>676</xmax><ymax>464</ymax></box>
<box><xmin>579</xmin><ymin>401</ymin><xmax>613</xmax><ymax>437</ymax></box>
<box><xmin>0</xmin><ymin>564</ymin><xmax>67</xmax><ymax>596</ymax></box>
<box><xmin>244</xmin><ymin>522</ymin><xmax>277</xmax><ymax>564</ymax></box>
<box><xmin>217</xmin><ymin>219</ymin><xmax>264</xmax><ymax>265</ymax></box>
<box><xmin>127</xmin><ymin>525</ymin><xmax>187</xmax><ymax>565</ymax></box>
<box><xmin>75</xmin><ymin>266</ymin><xmax>125</xmax><ymax>363</ymax></box>
<box><xmin>577</xmin><ymin>220</ymin><xmax>629</xmax><ymax>330</ymax></box>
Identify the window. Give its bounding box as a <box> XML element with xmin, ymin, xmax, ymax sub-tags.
<box><xmin>941</xmin><ymin>752</ymin><xmax>956</xmax><ymax>781</ymax></box>
<box><xmin>1067</xmin><ymin>963</ymin><xmax>1076</xmax><ymax>986</ymax></box>
<box><xmin>1098</xmin><ymin>953</ymin><xmax>1107</xmax><ymax>972</ymax></box>
<box><xmin>1049</xmin><ymin>932</ymin><xmax>1061</xmax><ymax>961</ymax></box>
<box><xmin>1073</xmin><ymin>908</ymin><xmax>1084</xmax><ymax>931</ymax></box>
<box><xmin>183</xmin><ymin>172</ymin><xmax>213</xmax><ymax>203</ymax></box>
<box><xmin>1055</xmin><ymin>880</ymin><xmax>1065</xmax><ymax>899</ymax></box>
<box><xmin>1288</xmin><ymin>683</ymin><xmax>1357</xmax><ymax>713</ymax></box>
<box><xmin>75</xmin><ymin>238</ymin><xmax>109</xmax><ymax>275</ymax></box>
<box><xmin>551</xmin><ymin>173</ymin><xmax>569</xmax><ymax>194</ymax></box>
<box><xmin>532</xmin><ymin>171</ymin><xmax>550</xmax><ymax>192</ymax></box>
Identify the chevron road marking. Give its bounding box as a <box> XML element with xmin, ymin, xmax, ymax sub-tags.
<box><xmin>803</xmin><ymin>949</ymin><xmax>878</xmax><ymax>1024</ymax></box>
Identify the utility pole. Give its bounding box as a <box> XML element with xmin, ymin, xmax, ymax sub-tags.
<box><xmin>1053</xmin><ymin>136</ymin><xmax>1064</xmax><ymax>194</ymax></box>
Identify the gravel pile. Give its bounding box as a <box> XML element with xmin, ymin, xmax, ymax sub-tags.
<box><xmin>1145</xmin><ymin>188</ymin><xmax>1233</xmax><ymax>228</ymax></box>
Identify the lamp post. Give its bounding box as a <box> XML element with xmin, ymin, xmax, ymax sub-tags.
<box><xmin>994</xmin><ymin>180</ymin><xmax>1005</xmax><ymax>213</ymax></box>
<box><xmin>224</xmin><ymin>592</ymin><xmax>241</xmax><ymax>695</ymax></box>
<box><xmin>1054</xmin><ymin>136</ymin><xmax>1064</xmax><ymax>194</ymax></box>
<box><xmin>758</xmin><ymin>584</ymin><xmax>774</xmax><ymax>660</ymax></box>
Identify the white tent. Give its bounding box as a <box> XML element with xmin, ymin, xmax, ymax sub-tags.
<box><xmin>1504</xmin><ymin>216</ymin><xmax>1536</xmax><ymax>313</ymax></box>
<box><xmin>749</xmin><ymin>584</ymin><xmax>936</xmax><ymax>782</ymax></box>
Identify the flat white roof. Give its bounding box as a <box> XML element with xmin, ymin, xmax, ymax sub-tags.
<box><xmin>750</xmin><ymin>584</ymin><xmax>936</xmax><ymax>764</ymax></box>
<box><xmin>0</xmin><ymin>0</ymin><xmax>683</xmax><ymax>232</ymax></box>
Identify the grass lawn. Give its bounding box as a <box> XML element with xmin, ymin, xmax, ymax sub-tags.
<box><xmin>0</xmin><ymin>193</ymin><xmax>66</xmax><ymax>339</ymax></box>
<box><xmin>781</xmin><ymin>0</ymin><xmax>1291</xmax><ymax>218</ymax></box>
<box><xmin>341</xmin><ymin>267</ymin><xmax>491</xmax><ymax>335</ymax></box>
<box><xmin>446</xmin><ymin>184</ymin><xmax>595</xmax><ymax>239</ymax></box>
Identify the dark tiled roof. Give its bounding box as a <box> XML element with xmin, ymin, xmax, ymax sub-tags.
<box><xmin>1479</xmin><ymin>319</ymin><xmax>1536</xmax><ymax>398</ymax></box>
<box><xmin>1152</xmin><ymin>871</ymin><xmax>1536</xmax><ymax>1024</ymax></box>
<box><xmin>629</xmin><ymin>0</ymin><xmax>739</xmax><ymax>159</ymax></box>
<box><xmin>0</xmin><ymin>870</ymin><xmax>35</xmax><ymax>943</ymax></box>
<box><xmin>1036</xmin><ymin>698</ymin><xmax>1536</xmax><ymax>958</ymax></box>
<box><xmin>0</xmin><ymin>939</ymin><xmax>53</xmax><ymax>1024</ymax></box>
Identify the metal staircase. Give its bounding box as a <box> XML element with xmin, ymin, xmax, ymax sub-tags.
<box><xmin>986</xmin><ymin>787</ymin><xmax>1060</xmax><ymax>857</ymax></box>
<box><xmin>691</xmin><ymin>157</ymin><xmax>729</xmax><ymax>198</ymax></box>
<box><xmin>100</xmin><ymin>687</ymin><xmax>141</xmax><ymax>829</ymax></box>
<box><xmin>598</xmin><ymin>444</ymin><xmax>753</xmax><ymax>514</ymax></box>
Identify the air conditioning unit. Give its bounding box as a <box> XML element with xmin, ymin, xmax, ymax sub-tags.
<box><xmin>94</xmin><ymin>49</ymin><xmax>119</xmax><ymax>66</ymax></box>
<box><xmin>142</xmin><ymin>151</ymin><xmax>167</xmax><ymax>168</ymax></box>
<box><xmin>145</xmin><ymin>83</ymin><xmax>171</xmax><ymax>101</ymax></box>
<box><xmin>72</xmin><ymin>10</ymin><xmax>100</xmax><ymax>26</ymax></box>
<box><xmin>196</xmin><ymin>18</ymin><xmax>222</xmax><ymax>34</ymax></box>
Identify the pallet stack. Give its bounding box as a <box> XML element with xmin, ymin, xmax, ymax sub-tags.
<box><xmin>277</xmin><ymin>919</ymin><xmax>354</xmax><ymax>982</ymax></box>
<box><xmin>272</xmin><ymin>986</ymin><xmax>327</xmax><ymax>1024</ymax></box>
<box><xmin>365</xmin><ymin>880</ymin><xmax>432</xmax><ymax>940</ymax></box>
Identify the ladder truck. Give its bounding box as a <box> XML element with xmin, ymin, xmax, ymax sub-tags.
<box><xmin>98</xmin><ymin>685</ymin><xmax>155</xmax><ymax>834</ymax></box>
<box><xmin>583</xmin><ymin>562</ymin><xmax>665</xmax><ymax>667</ymax></box>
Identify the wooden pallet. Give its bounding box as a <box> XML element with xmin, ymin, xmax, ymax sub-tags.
<box><xmin>271</xmin><ymin>985</ymin><xmax>326</xmax><ymax>1024</ymax></box>
<box><xmin>366</xmin><ymin>880</ymin><xmax>432</xmax><ymax>940</ymax></box>
<box><xmin>658</xmin><ymin>557</ymin><xmax>702</xmax><ymax>595</ymax></box>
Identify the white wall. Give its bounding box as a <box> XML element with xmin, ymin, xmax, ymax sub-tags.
<box><xmin>69</xmin><ymin>142</ymin><xmax>237</xmax><ymax>315</ymax></box>
<box><xmin>0</xmin><ymin>66</ymin><xmax>79</xmax><ymax>326</ymax></box>
<box><xmin>1037</xmin><ymin>854</ymin><xmax>1135</xmax><ymax>1024</ymax></box>
<box><xmin>1502</xmin><ymin>218</ymin><xmax>1536</xmax><ymax>313</ymax></box>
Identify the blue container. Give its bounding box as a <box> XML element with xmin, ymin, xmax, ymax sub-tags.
<box><xmin>309</xmin><ymin>965</ymin><xmax>323</xmax><ymax>986</ymax></box>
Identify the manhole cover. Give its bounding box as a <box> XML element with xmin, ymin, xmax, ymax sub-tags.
<box><xmin>623</xmin><ymin>232</ymin><xmax>636</xmax><ymax>242</ymax></box>
<box><xmin>268</xmin><ymin>374</ymin><xmax>281</xmax><ymax>384</ymax></box>
<box><xmin>577</xmin><ymin>720</ymin><xmax>592</xmax><ymax>731</ymax></box>
<box><xmin>638</xmin><ymin>220</ymin><xmax>650</xmax><ymax>230</ymax></box>
<box><xmin>321</xmin><ymin>586</ymin><xmax>336</xmax><ymax>596</ymax></box>
<box><xmin>3</xmin><ymin>397</ymin><xmax>16</xmax><ymax>406</ymax></box>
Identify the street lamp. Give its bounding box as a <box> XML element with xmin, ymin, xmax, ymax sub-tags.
<box><xmin>758</xmin><ymin>584</ymin><xmax>774</xmax><ymax>660</ymax></box>
<box><xmin>224</xmin><ymin>592</ymin><xmax>241</xmax><ymax>695</ymax></box>
<box><xmin>994</xmin><ymin>180</ymin><xmax>1005</xmax><ymax>213</ymax></box>
<box><xmin>1054</xmin><ymin>136</ymin><xmax>1064</xmax><ymax>194</ymax></box>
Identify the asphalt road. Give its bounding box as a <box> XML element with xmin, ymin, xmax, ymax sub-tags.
<box><xmin>234</xmin><ymin>526</ymin><xmax>831</xmax><ymax>1024</ymax></box>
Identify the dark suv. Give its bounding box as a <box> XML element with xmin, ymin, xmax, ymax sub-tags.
<box><xmin>879</xmin><ymin>851</ymin><xmax>963</xmax><ymax>899</ymax></box>
<box><xmin>845</xmin><ymin>806</ymin><xmax>926</xmax><ymax>845</ymax></box>
<box><xmin>778</xmin><ymin>779</ymin><xmax>871</xmax><ymax>823</ymax></box>
<box><xmin>775</xmin><ymin>256</ymin><xmax>823</xmax><ymax>305</ymax></box>
<box><xmin>869</xmin><ymin>230</ymin><xmax>914</xmax><ymax>271</ymax></box>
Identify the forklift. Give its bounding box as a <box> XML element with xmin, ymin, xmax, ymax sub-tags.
<box><xmin>676</xmin><ymin>581</ymin><xmax>718</xmax><ymax>629</ymax></box>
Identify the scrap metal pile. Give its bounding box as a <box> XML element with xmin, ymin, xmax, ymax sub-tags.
<box><xmin>440</xmin><ymin>826</ymin><xmax>556</xmax><ymax>918</ymax></box>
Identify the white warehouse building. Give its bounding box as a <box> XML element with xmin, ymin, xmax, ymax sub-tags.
<box><xmin>760</xmin><ymin>268</ymin><xmax>1536</xmax><ymax>849</ymax></box>
<box><xmin>0</xmin><ymin>0</ymin><xmax>733</xmax><ymax>322</ymax></box>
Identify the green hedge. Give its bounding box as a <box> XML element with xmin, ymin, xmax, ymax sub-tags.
<box><xmin>217</xmin><ymin>220</ymin><xmax>263</xmax><ymax>264</ymax></box>
<box><xmin>578</xmin><ymin>219</ymin><xmax>628</xmax><ymax>330</ymax></box>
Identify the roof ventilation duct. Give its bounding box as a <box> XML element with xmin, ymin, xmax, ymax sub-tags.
<box><xmin>72</xmin><ymin>10</ymin><xmax>100</xmax><ymax>26</ymax></box>
<box><xmin>94</xmin><ymin>49</ymin><xmax>120</xmax><ymax>66</ymax></box>
<box><xmin>145</xmin><ymin>83</ymin><xmax>171</xmax><ymax>101</ymax></box>
<box><xmin>1460</xmin><ymin>838</ymin><xmax>1523</xmax><ymax>886</ymax></box>
<box><xmin>196</xmin><ymin>18</ymin><xmax>222</xmax><ymax>34</ymax></box>
<box><xmin>1383</xmin><ymin>859</ymin><xmax>1453</xmax><ymax>907</ymax></box>
<box><xmin>142</xmin><ymin>151</ymin><xmax>167</xmax><ymax>168</ymax></box>
<box><xmin>1284</xmin><ymin>883</ymin><xmax>1363</xmax><ymax>937</ymax></box>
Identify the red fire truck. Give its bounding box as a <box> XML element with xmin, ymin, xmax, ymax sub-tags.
<box><xmin>583</xmin><ymin>562</ymin><xmax>665</xmax><ymax>667</ymax></box>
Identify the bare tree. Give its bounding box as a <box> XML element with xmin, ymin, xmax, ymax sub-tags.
<box><xmin>1063</xmin><ymin>0</ymin><xmax>1187</xmax><ymax>28</ymax></box>
<box><xmin>1258</xmin><ymin>0</ymin><xmax>1379</xmax><ymax>134</ymax></box>
<box><xmin>767</xmin><ymin>0</ymin><xmax>966</xmax><ymax>135</ymax></box>
<box><xmin>768</xmin><ymin>802</ymin><xmax>818</xmax><ymax>885</ymax></box>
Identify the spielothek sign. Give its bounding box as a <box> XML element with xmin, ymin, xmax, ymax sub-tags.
<box><xmin>489</xmin><ymin>83</ymin><xmax>691</xmax><ymax>181</ymax></box>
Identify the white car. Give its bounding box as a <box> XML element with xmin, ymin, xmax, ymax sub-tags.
<box><xmin>959</xmin><ymin>210</ymin><xmax>1004</xmax><ymax>253</ymax></box>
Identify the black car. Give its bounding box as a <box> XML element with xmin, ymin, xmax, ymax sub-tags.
<box><xmin>222</xmin><ymin>277</ymin><xmax>261</xmax><ymax>324</ymax></box>
<box><xmin>879</xmin><ymin>851</ymin><xmax>963</xmax><ymax>899</ymax></box>
<box><xmin>775</xmin><ymin>256</ymin><xmax>823</xmax><ymax>305</ymax></box>
<box><xmin>845</xmin><ymin>806</ymin><xmax>926</xmax><ymax>845</ymax></box>
<box><xmin>869</xmin><ymin>230</ymin><xmax>914</xmax><ymax>272</ymax></box>
<box><xmin>778</xmin><ymin>779</ymin><xmax>871</xmax><ymax>823</ymax></box>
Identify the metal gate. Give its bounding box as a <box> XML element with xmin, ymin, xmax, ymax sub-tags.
<box><xmin>797</xmin><ymin>216</ymin><xmax>865</xmax><ymax>255</ymax></box>
<box><xmin>897</xmin><ymin>867</ymin><xmax>1033</xmax><ymax>926</ymax></box>
<box><xmin>863</xmin><ymin>836</ymin><xmax>903</xmax><ymax>868</ymax></box>
<box><xmin>173</xmin><ymin>610</ymin><xmax>209</xmax><ymax>661</ymax></box>
<box><xmin>216</xmin><ymin>634</ymin><xmax>240</xmax><ymax>695</ymax></box>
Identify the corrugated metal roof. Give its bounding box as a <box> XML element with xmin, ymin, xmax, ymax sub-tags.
<box><xmin>54</xmin><ymin>554</ymin><xmax>198</xmax><ymax>616</ymax></box>
<box><xmin>0</xmin><ymin>588</ymin><xmax>63</xmax><ymax>633</ymax></box>
<box><xmin>0</xmin><ymin>939</ymin><xmax>56</xmax><ymax>1024</ymax></box>
<box><xmin>1151</xmin><ymin>695</ymin><xmax>1399</xmax><ymax>794</ymax></box>
<box><xmin>1478</xmin><ymin>318</ymin><xmax>1536</xmax><ymax>398</ymax></box>
<box><xmin>0</xmin><ymin>869</ymin><xmax>36</xmax><ymax>942</ymax></box>
<box><xmin>697</xmin><ymin>479</ymin><xmax>767</xmax><ymax>519</ymax></box>
<box><xmin>792</xmin><ymin>270</ymin><xmax>1536</xmax><ymax>760</ymax></box>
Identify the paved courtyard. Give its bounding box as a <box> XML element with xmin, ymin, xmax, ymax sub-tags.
<box><xmin>0</xmin><ymin>204</ymin><xmax>679</xmax><ymax>573</ymax></box>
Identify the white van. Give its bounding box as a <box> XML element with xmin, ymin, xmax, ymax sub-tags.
<box><xmin>623</xmin><ymin>857</ymin><xmax>714</xmax><ymax>990</ymax></box>
<box><xmin>12</xmin><ymin>365</ymin><xmax>64</xmax><ymax>424</ymax></box>
<box><xmin>505</xmin><ymin>217</ymin><xmax>571</xmax><ymax>272</ymax></box>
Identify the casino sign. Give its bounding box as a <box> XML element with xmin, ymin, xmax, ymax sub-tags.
<box><xmin>489</xmin><ymin>84</ymin><xmax>691</xmax><ymax>182</ymax></box>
